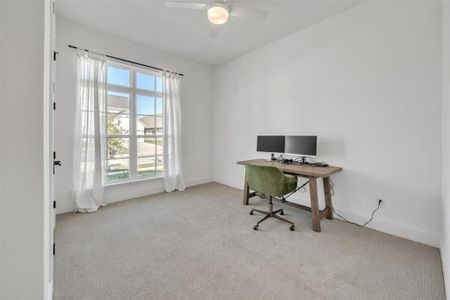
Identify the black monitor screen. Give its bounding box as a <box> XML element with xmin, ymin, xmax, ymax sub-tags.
<box><xmin>257</xmin><ymin>136</ymin><xmax>285</xmax><ymax>153</ymax></box>
<box><xmin>285</xmin><ymin>136</ymin><xmax>317</xmax><ymax>156</ymax></box>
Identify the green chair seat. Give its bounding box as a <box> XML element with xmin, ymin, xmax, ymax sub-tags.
<box><xmin>245</xmin><ymin>165</ymin><xmax>298</xmax><ymax>198</ymax></box>
<box><xmin>245</xmin><ymin>165</ymin><xmax>298</xmax><ymax>231</ymax></box>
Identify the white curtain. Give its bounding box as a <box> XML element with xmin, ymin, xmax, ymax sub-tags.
<box><xmin>73</xmin><ymin>49</ymin><xmax>107</xmax><ymax>212</ymax></box>
<box><xmin>163</xmin><ymin>71</ymin><xmax>186</xmax><ymax>192</ymax></box>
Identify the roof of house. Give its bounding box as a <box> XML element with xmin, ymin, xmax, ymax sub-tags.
<box><xmin>109</xmin><ymin>95</ymin><xmax>163</xmax><ymax>129</ymax></box>
<box><xmin>139</xmin><ymin>115</ymin><xmax>163</xmax><ymax>129</ymax></box>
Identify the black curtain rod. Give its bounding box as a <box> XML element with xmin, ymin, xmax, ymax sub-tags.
<box><xmin>68</xmin><ymin>44</ymin><xmax>184</xmax><ymax>77</ymax></box>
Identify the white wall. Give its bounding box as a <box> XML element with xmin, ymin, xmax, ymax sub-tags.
<box><xmin>55</xmin><ymin>18</ymin><xmax>214</xmax><ymax>213</ymax></box>
<box><xmin>213</xmin><ymin>1</ymin><xmax>442</xmax><ymax>246</ymax></box>
<box><xmin>441</xmin><ymin>0</ymin><xmax>450</xmax><ymax>296</ymax></box>
<box><xmin>0</xmin><ymin>0</ymin><xmax>51</xmax><ymax>298</ymax></box>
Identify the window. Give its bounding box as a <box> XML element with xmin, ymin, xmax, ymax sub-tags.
<box><xmin>106</xmin><ymin>62</ymin><xmax>164</xmax><ymax>183</ymax></box>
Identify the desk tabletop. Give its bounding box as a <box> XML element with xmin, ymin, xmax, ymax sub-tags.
<box><xmin>237</xmin><ymin>159</ymin><xmax>342</xmax><ymax>178</ymax></box>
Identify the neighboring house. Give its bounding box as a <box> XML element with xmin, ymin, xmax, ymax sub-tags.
<box><xmin>139</xmin><ymin>115</ymin><xmax>163</xmax><ymax>135</ymax></box>
<box><xmin>108</xmin><ymin>94</ymin><xmax>163</xmax><ymax>135</ymax></box>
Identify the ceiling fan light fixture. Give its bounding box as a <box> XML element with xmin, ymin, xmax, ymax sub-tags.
<box><xmin>207</xmin><ymin>3</ymin><xmax>229</xmax><ymax>25</ymax></box>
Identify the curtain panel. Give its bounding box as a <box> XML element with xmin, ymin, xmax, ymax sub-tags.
<box><xmin>73</xmin><ymin>49</ymin><xmax>107</xmax><ymax>212</ymax></box>
<box><xmin>163</xmin><ymin>71</ymin><xmax>186</xmax><ymax>192</ymax></box>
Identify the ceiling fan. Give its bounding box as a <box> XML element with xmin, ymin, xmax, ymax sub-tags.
<box><xmin>164</xmin><ymin>0</ymin><xmax>268</xmax><ymax>38</ymax></box>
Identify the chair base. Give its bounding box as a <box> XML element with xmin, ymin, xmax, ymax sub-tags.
<box><xmin>250</xmin><ymin>196</ymin><xmax>295</xmax><ymax>231</ymax></box>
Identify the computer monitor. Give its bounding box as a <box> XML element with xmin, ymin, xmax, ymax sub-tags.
<box><xmin>257</xmin><ymin>135</ymin><xmax>285</xmax><ymax>153</ymax></box>
<box><xmin>285</xmin><ymin>136</ymin><xmax>317</xmax><ymax>157</ymax></box>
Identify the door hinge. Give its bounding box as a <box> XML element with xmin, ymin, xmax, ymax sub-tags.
<box><xmin>53</xmin><ymin>243</ymin><xmax>55</xmax><ymax>255</ymax></box>
<box><xmin>53</xmin><ymin>151</ymin><xmax>56</xmax><ymax>159</ymax></box>
<box><xmin>52</xmin><ymin>0</ymin><xmax>56</xmax><ymax>14</ymax></box>
<box><xmin>53</xmin><ymin>102</ymin><xmax>56</xmax><ymax>110</ymax></box>
<box><xmin>53</xmin><ymin>51</ymin><xmax>58</xmax><ymax>61</ymax></box>
<box><xmin>53</xmin><ymin>200</ymin><xmax>56</xmax><ymax>209</ymax></box>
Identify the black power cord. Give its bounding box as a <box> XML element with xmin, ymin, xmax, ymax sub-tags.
<box><xmin>276</xmin><ymin>178</ymin><xmax>381</xmax><ymax>228</ymax></box>
<box><xmin>281</xmin><ymin>180</ymin><xmax>310</xmax><ymax>202</ymax></box>
<box><xmin>332</xmin><ymin>199</ymin><xmax>382</xmax><ymax>227</ymax></box>
<box><xmin>329</xmin><ymin>178</ymin><xmax>381</xmax><ymax>227</ymax></box>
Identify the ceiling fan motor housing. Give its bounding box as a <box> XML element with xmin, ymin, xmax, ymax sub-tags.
<box><xmin>207</xmin><ymin>1</ymin><xmax>230</xmax><ymax>25</ymax></box>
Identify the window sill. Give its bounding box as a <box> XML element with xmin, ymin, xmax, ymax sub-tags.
<box><xmin>104</xmin><ymin>176</ymin><xmax>164</xmax><ymax>187</ymax></box>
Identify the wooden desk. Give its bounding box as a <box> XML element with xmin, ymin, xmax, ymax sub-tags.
<box><xmin>237</xmin><ymin>159</ymin><xmax>343</xmax><ymax>232</ymax></box>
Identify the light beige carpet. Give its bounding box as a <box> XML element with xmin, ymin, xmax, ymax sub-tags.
<box><xmin>54</xmin><ymin>183</ymin><xmax>444</xmax><ymax>299</ymax></box>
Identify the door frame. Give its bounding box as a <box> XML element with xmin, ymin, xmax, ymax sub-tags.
<box><xmin>43</xmin><ymin>0</ymin><xmax>55</xmax><ymax>298</ymax></box>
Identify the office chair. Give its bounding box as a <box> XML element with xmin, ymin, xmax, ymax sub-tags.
<box><xmin>245</xmin><ymin>165</ymin><xmax>298</xmax><ymax>231</ymax></box>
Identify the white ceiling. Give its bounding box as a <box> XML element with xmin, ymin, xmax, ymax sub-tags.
<box><xmin>56</xmin><ymin>0</ymin><xmax>362</xmax><ymax>66</ymax></box>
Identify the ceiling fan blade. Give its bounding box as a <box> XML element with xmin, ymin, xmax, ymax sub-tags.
<box><xmin>229</xmin><ymin>5</ymin><xmax>268</xmax><ymax>20</ymax></box>
<box><xmin>164</xmin><ymin>2</ymin><xmax>207</xmax><ymax>10</ymax></box>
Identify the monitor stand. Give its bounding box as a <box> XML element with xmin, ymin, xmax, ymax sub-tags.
<box><xmin>269</xmin><ymin>153</ymin><xmax>283</xmax><ymax>162</ymax></box>
<box><xmin>298</xmin><ymin>156</ymin><xmax>309</xmax><ymax>165</ymax></box>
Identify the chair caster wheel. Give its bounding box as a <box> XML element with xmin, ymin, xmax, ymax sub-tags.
<box><xmin>290</xmin><ymin>225</ymin><xmax>295</xmax><ymax>231</ymax></box>
<box><xmin>280</xmin><ymin>210</ymin><xmax>284</xmax><ymax>215</ymax></box>
<box><xmin>253</xmin><ymin>225</ymin><xmax>259</xmax><ymax>230</ymax></box>
<box><xmin>249</xmin><ymin>210</ymin><xmax>254</xmax><ymax>215</ymax></box>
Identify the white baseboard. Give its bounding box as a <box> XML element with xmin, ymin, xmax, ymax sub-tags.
<box><xmin>56</xmin><ymin>201</ymin><xmax>76</xmax><ymax>215</ymax></box>
<box><xmin>104</xmin><ymin>178</ymin><xmax>165</xmax><ymax>205</ymax></box>
<box><xmin>213</xmin><ymin>177</ymin><xmax>440</xmax><ymax>247</ymax></box>
<box><xmin>440</xmin><ymin>245</ymin><xmax>449</xmax><ymax>299</ymax></box>
<box><xmin>332</xmin><ymin>207</ymin><xmax>440</xmax><ymax>247</ymax></box>
<box><xmin>185</xmin><ymin>176</ymin><xmax>214</xmax><ymax>187</ymax></box>
<box><xmin>56</xmin><ymin>175</ymin><xmax>440</xmax><ymax>247</ymax></box>
<box><xmin>213</xmin><ymin>176</ymin><xmax>242</xmax><ymax>190</ymax></box>
<box><xmin>56</xmin><ymin>176</ymin><xmax>214</xmax><ymax>215</ymax></box>
<box><xmin>104</xmin><ymin>176</ymin><xmax>214</xmax><ymax>205</ymax></box>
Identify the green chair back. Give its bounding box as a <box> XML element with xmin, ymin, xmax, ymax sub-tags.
<box><xmin>245</xmin><ymin>165</ymin><xmax>298</xmax><ymax>198</ymax></box>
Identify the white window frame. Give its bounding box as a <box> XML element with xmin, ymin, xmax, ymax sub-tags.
<box><xmin>105</xmin><ymin>60</ymin><xmax>164</xmax><ymax>184</ymax></box>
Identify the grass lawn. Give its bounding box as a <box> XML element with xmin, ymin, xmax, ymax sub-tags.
<box><xmin>144</xmin><ymin>139</ymin><xmax>164</xmax><ymax>146</ymax></box>
<box><xmin>107</xmin><ymin>165</ymin><xmax>163</xmax><ymax>181</ymax></box>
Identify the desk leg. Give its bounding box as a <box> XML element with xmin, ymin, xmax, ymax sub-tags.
<box><xmin>309</xmin><ymin>177</ymin><xmax>321</xmax><ymax>232</ymax></box>
<box><xmin>243</xmin><ymin>176</ymin><xmax>250</xmax><ymax>205</ymax></box>
<box><xmin>323</xmin><ymin>177</ymin><xmax>334</xmax><ymax>220</ymax></box>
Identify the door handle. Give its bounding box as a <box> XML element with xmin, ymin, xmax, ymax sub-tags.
<box><xmin>53</xmin><ymin>160</ymin><xmax>62</xmax><ymax>174</ymax></box>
